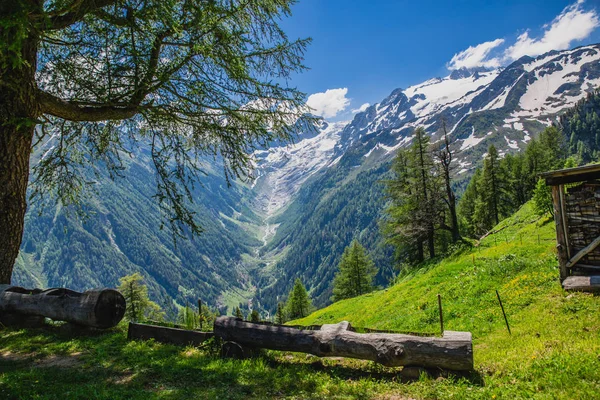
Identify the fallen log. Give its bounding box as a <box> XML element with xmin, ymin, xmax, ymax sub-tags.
<box><xmin>0</xmin><ymin>285</ymin><xmax>125</xmax><ymax>329</ymax></box>
<box><xmin>213</xmin><ymin>317</ymin><xmax>473</xmax><ymax>371</ymax></box>
<box><xmin>127</xmin><ymin>322</ymin><xmax>214</xmax><ymax>346</ymax></box>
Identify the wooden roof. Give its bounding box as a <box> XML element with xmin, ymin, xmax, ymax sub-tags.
<box><xmin>541</xmin><ymin>164</ymin><xmax>600</xmax><ymax>186</ymax></box>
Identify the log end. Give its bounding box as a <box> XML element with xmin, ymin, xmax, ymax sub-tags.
<box><xmin>92</xmin><ymin>289</ymin><xmax>126</xmax><ymax>329</ymax></box>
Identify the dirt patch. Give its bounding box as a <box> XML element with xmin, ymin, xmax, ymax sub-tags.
<box><xmin>373</xmin><ymin>394</ymin><xmax>416</xmax><ymax>400</ymax></box>
<box><xmin>34</xmin><ymin>352</ymin><xmax>82</xmax><ymax>368</ymax></box>
<box><xmin>0</xmin><ymin>350</ymin><xmax>35</xmax><ymax>363</ymax></box>
<box><xmin>108</xmin><ymin>372</ymin><xmax>136</xmax><ymax>385</ymax></box>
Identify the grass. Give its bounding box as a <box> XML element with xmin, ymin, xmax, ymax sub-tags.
<box><xmin>1</xmin><ymin>202</ymin><xmax>600</xmax><ymax>399</ymax></box>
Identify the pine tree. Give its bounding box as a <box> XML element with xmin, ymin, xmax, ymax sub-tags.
<box><xmin>332</xmin><ymin>240</ymin><xmax>377</xmax><ymax>301</ymax></box>
<box><xmin>458</xmin><ymin>168</ymin><xmax>482</xmax><ymax>237</ymax></box>
<box><xmin>383</xmin><ymin>126</ymin><xmax>445</xmax><ymax>263</ymax></box>
<box><xmin>250</xmin><ymin>309</ymin><xmax>260</xmax><ymax>323</ymax></box>
<box><xmin>285</xmin><ymin>278</ymin><xmax>312</xmax><ymax>320</ymax></box>
<box><xmin>275</xmin><ymin>302</ymin><xmax>286</xmax><ymax>324</ymax></box>
<box><xmin>434</xmin><ymin>120</ymin><xmax>461</xmax><ymax>242</ymax></box>
<box><xmin>178</xmin><ymin>303</ymin><xmax>199</xmax><ymax>330</ymax></box>
<box><xmin>234</xmin><ymin>306</ymin><xmax>244</xmax><ymax>319</ymax></box>
<box><xmin>118</xmin><ymin>273</ymin><xmax>163</xmax><ymax>322</ymax></box>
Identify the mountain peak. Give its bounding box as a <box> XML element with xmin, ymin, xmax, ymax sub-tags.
<box><xmin>449</xmin><ymin>66</ymin><xmax>492</xmax><ymax>80</ymax></box>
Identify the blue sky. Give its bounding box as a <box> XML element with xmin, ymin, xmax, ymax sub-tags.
<box><xmin>280</xmin><ymin>0</ymin><xmax>600</xmax><ymax>120</ymax></box>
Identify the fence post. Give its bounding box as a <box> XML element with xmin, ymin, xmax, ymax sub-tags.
<box><xmin>496</xmin><ymin>290</ymin><xmax>511</xmax><ymax>335</ymax></box>
<box><xmin>437</xmin><ymin>294</ymin><xmax>444</xmax><ymax>336</ymax></box>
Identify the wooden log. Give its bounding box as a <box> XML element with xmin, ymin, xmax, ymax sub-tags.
<box><xmin>213</xmin><ymin>317</ymin><xmax>473</xmax><ymax>371</ymax></box>
<box><xmin>562</xmin><ymin>275</ymin><xmax>600</xmax><ymax>292</ymax></box>
<box><xmin>127</xmin><ymin>322</ymin><xmax>214</xmax><ymax>346</ymax></box>
<box><xmin>0</xmin><ymin>285</ymin><xmax>125</xmax><ymax>329</ymax></box>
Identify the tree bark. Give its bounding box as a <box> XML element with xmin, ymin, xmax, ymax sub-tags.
<box><xmin>214</xmin><ymin>317</ymin><xmax>474</xmax><ymax>371</ymax></box>
<box><xmin>0</xmin><ymin>285</ymin><xmax>126</xmax><ymax>328</ymax></box>
<box><xmin>0</xmin><ymin>9</ymin><xmax>40</xmax><ymax>283</ymax></box>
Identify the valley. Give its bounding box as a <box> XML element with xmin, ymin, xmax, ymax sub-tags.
<box><xmin>13</xmin><ymin>44</ymin><xmax>600</xmax><ymax>316</ymax></box>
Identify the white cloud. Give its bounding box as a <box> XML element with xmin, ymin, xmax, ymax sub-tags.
<box><xmin>306</xmin><ymin>88</ymin><xmax>350</xmax><ymax>118</ymax></box>
<box><xmin>505</xmin><ymin>0</ymin><xmax>600</xmax><ymax>60</ymax></box>
<box><xmin>351</xmin><ymin>103</ymin><xmax>370</xmax><ymax>113</ymax></box>
<box><xmin>448</xmin><ymin>38</ymin><xmax>505</xmax><ymax>70</ymax></box>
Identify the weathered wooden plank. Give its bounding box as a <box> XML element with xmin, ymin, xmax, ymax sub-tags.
<box><xmin>559</xmin><ymin>185</ymin><xmax>571</xmax><ymax>260</ymax></box>
<box><xmin>0</xmin><ymin>285</ymin><xmax>125</xmax><ymax>329</ymax></box>
<box><xmin>565</xmin><ymin>235</ymin><xmax>600</xmax><ymax>269</ymax></box>
<box><xmin>542</xmin><ymin>164</ymin><xmax>600</xmax><ymax>186</ymax></box>
<box><xmin>562</xmin><ymin>276</ymin><xmax>600</xmax><ymax>292</ymax></box>
<box><xmin>552</xmin><ymin>185</ymin><xmax>569</xmax><ymax>281</ymax></box>
<box><xmin>213</xmin><ymin>317</ymin><xmax>473</xmax><ymax>371</ymax></box>
<box><xmin>127</xmin><ymin>322</ymin><xmax>214</xmax><ymax>346</ymax></box>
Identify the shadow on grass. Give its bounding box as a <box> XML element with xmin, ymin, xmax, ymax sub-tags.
<box><xmin>0</xmin><ymin>325</ymin><xmax>485</xmax><ymax>399</ymax></box>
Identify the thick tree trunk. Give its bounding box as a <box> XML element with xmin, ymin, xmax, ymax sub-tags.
<box><xmin>214</xmin><ymin>317</ymin><xmax>473</xmax><ymax>371</ymax></box>
<box><xmin>0</xmin><ymin>7</ymin><xmax>40</xmax><ymax>284</ymax></box>
<box><xmin>0</xmin><ymin>285</ymin><xmax>126</xmax><ymax>328</ymax></box>
<box><xmin>0</xmin><ymin>126</ymin><xmax>34</xmax><ymax>284</ymax></box>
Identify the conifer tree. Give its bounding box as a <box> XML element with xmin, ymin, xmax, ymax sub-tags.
<box><xmin>250</xmin><ymin>309</ymin><xmax>260</xmax><ymax>323</ymax></box>
<box><xmin>234</xmin><ymin>306</ymin><xmax>244</xmax><ymax>319</ymax></box>
<box><xmin>533</xmin><ymin>179</ymin><xmax>554</xmax><ymax>217</ymax></box>
<box><xmin>434</xmin><ymin>121</ymin><xmax>461</xmax><ymax>242</ymax></box>
<box><xmin>275</xmin><ymin>302</ymin><xmax>286</xmax><ymax>324</ymax></box>
<box><xmin>285</xmin><ymin>278</ymin><xmax>312</xmax><ymax>319</ymax></box>
<box><xmin>332</xmin><ymin>240</ymin><xmax>377</xmax><ymax>301</ymax></box>
<box><xmin>383</xmin><ymin>126</ymin><xmax>444</xmax><ymax>263</ymax></box>
<box><xmin>118</xmin><ymin>273</ymin><xmax>163</xmax><ymax>322</ymax></box>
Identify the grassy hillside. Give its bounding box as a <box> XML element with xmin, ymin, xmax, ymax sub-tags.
<box><xmin>293</xmin><ymin>202</ymin><xmax>600</xmax><ymax>398</ymax></box>
<box><xmin>1</xmin><ymin>202</ymin><xmax>599</xmax><ymax>399</ymax></box>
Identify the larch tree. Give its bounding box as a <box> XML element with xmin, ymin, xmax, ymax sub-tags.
<box><xmin>434</xmin><ymin>120</ymin><xmax>460</xmax><ymax>243</ymax></box>
<box><xmin>332</xmin><ymin>239</ymin><xmax>376</xmax><ymax>301</ymax></box>
<box><xmin>0</xmin><ymin>0</ymin><xmax>316</xmax><ymax>284</ymax></box>
<box><xmin>275</xmin><ymin>302</ymin><xmax>286</xmax><ymax>324</ymax></box>
<box><xmin>383</xmin><ymin>127</ymin><xmax>443</xmax><ymax>263</ymax></box>
<box><xmin>118</xmin><ymin>272</ymin><xmax>163</xmax><ymax>322</ymax></box>
<box><xmin>285</xmin><ymin>278</ymin><xmax>311</xmax><ymax>319</ymax></box>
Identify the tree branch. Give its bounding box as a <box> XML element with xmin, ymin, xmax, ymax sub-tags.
<box><xmin>45</xmin><ymin>0</ymin><xmax>120</xmax><ymax>30</ymax></box>
<box><xmin>38</xmin><ymin>90</ymin><xmax>139</xmax><ymax>121</ymax></box>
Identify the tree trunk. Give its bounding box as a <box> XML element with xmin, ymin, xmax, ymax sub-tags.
<box><xmin>214</xmin><ymin>317</ymin><xmax>474</xmax><ymax>371</ymax></box>
<box><xmin>0</xmin><ymin>285</ymin><xmax>126</xmax><ymax>328</ymax></box>
<box><xmin>0</xmin><ymin>8</ymin><xmax>40</xmax><ymax>284</ymax></box>
<box><xmin>0</xmin><ymin>126</ymin><xmax>34</xmax><ymax>284</ymax></box>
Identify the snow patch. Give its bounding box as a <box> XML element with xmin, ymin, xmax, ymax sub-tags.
<box><xmin>459</xmin><ymin>127</ymin><xmax>485</xmax><ymax>151</ymax></box>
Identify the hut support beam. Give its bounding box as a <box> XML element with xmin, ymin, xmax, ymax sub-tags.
<box><xmin>565</xmin><ymin>235</ymin><xmax>600</xmax><ymax>269</ymax></box>
<box><xmin>552</xmin><ymin>185</ymin><xmax>569</xmax><ymax>281</ymax></box>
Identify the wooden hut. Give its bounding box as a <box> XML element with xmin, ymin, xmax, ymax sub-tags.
<box><xmin>542</xmin><ymin>164</ymin><xmax>600</xmax><ymax>292</ymax></box>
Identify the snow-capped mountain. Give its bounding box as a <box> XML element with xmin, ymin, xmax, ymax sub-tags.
<box><xmin>254</xmin><ymin>44</ymin><xmax>600</xmax><ymax>309</ymax></box>
<box><xmin>251</xmin><ymin>120</ymin><xmax>348</xmax><ymax>218</ymax></box>
<box><xmin>334</xmin><ymin>44</ymin><xmax>600</xmax><ymax>175</ymax></box>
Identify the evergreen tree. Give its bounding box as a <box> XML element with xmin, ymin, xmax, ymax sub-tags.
<box><xmin>434</xmin><ymin>120</ymin><xmax>461</xmax><ymax>242</ymax></box>
<box><xmin>118</xmin><ymin>273</ymin><xmax>163</xmax><ymax>322</ymax></box>
<box><xmin>178</xmin><ymin>303</ymin><xmax>199</xmax><ymax>330</ymax></box>
<box><xmin>332</xmin><ymin>240</ymin><xmax>377</xmax><ymax>301</ymax></box>
<box><xmin>285</xmin><ymin>278</ymin><xmax>312</xmax><ymax>319</ymax></box>
<box><xmin>533</xmin><ymin>179</ymin><xmax>554</xmax><ymax>217</ymax></box>
<box><xmin>383</xmin><ymin>127</ymin><xmax>445</xmax><ymax>263</ymax></box>
<box><xmin>275</xmin><ymin>302</ymin><xmax>286</xmax><ymax>324</ymax></box>
<box><xmin>234</xmin><ymin>306</ymin><xmax>244</xmax><ymax>319</ymax></box>
<box><xmin>250</xmin><ymin>309</ymin><xmax>260</xmax><ymax>323</ymax></box>
<box><xmin>458</xmin><ymin>168</ymin><xmax>482</xmax><ymax>237</ymax></box>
